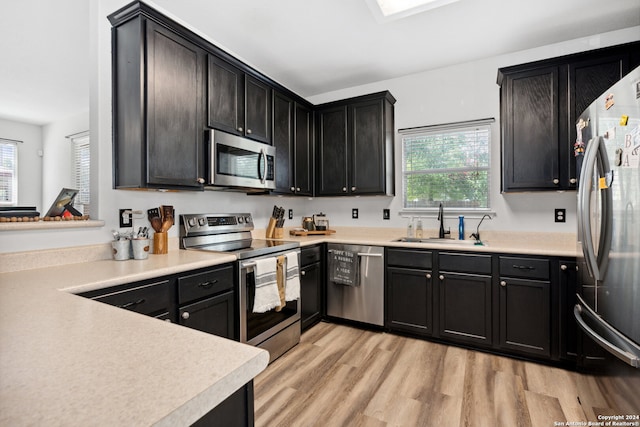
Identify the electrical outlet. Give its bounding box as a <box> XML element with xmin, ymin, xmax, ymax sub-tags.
<box><xmin>288</xmin><ymin>209</ymin><xmax>293</xmax><ymax>220</ymax></box>
<box><xmin>119</xmin><ymin>209</ymin><xmax>132</xmax><ymax>228</ymax></box>
<box><xmin>383</xmin><ymin>209</ymin><xmax>390</xmax><ymax>220</ymax></box>
<box><xmin>555</xmin><ymin>208</ymin><xmax>566</xmax><ymax>223</ymax></box>
<box><xmin>352</xmin><ymin>208</ymin><xmax>359</xmax><ymax>219</ymax></box>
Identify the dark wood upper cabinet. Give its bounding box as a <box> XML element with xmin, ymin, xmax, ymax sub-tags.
<box><xmin>111</xmin><ymin>14</ymin><xmax>206</xmax><ymax>190</ymax></box>
<box><xmin>207</xmin><ymin>55</ymin><xmax>244</xmax><ymax>136</ymax></box>
<box><xmin>207</xmin><ymin>55</ymin><xmax>271</xmax><ymax>144</ymax></box>
<box><xmin>316</xmin><ymin>92</ymin><xmax>395</xmax><ymax>196</ymax></box>
<box><xmin>272</xmin><ymin>91</ymin><xmax>314</xmax><ymax>195</ymax></box>
<box><xmin>498</xmin><ymin>41</ymin><xmax>640</xmax><ymax>192</ymax></box>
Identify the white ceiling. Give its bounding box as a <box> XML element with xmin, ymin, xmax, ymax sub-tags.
<box><xmin>1</xmin><ymin>0</ymin><xmax>639</xmax><ymax>125</ymax></box>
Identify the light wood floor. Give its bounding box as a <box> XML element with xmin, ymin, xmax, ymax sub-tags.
<box><xmin>254</xmin><ymin>322</ymin><xmax>640</xmax><ymax>427</ymax></box>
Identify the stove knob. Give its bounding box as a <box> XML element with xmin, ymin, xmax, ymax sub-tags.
<box><xmin>188</xmin><ymin>218</ymin><xmax>196</xmax><ymax>227</ymax></box>
<box><xmin>245</xmin><ymin>215</ymin><xmax>252</xmax><ymax>223</ymax></box>
<box><xmin>198</xmin><ymin>218</ymin><xmax>206</xmax><ymax>226</ymax></box>
<box><xmin>238</xmin><ymin>216</ymin><xmax>244</xmax><ymax>223</ymax></box>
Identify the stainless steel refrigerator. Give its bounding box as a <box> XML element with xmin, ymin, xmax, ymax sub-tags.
<box><xmin>574</xmin><ymin>65</ymin><xmax>640</xmax><ymax>370</ymax></box>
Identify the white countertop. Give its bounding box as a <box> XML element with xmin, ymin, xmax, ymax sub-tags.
<box><xmin>0</xmin><ymin>250</ymin><xmax>269</xmax><ymax>426</ymax></box>
<box><xmin>0</xmin><ymin>226</ymin><xmax>577</xmax><ymax>425</ymax></box>
<box><xmin>270</xmin><ymin>226</ymin><xmax>579</xmax><ymax>258</ymax></box>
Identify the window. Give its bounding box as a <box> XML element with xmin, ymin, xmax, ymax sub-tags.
<box><xmin>0</xmin><ymin>138</ymin><xmax>19</xmax><ymax>206</ymax></box>
<box><xmin>70</xmin><ymin>131</ymin><xmax>90</xmax><ymax>216</ymax></box>
<box><xmin>400</xmin><ymin>118</ymin><xmax>493</xmax><ymax>211</ymax></box>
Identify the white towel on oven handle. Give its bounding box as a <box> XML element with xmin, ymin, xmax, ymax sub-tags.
<box><xmin>285</xmin><ymin>252</ymin><xmax>300</xmax><ymax>301</ymax></box>
<box><xmin>253</xmin><ymin>257</ymin><xmax>280</xmax><ymax>313</ymax></box>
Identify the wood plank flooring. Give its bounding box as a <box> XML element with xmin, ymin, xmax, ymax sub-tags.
<box><xmin>254</xmin><ymin>322</ymin><xmax>640</xmax><ymax>427</ymax></box>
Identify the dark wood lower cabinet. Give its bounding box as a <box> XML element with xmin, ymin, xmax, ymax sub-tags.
<box><xmin>498</xmin><ymin>277</ymin><xmax>551</xmax><ymax>358</ymax></box>
<box><xmin>438</xmin><ymin>272</ymin><xmax>492</xmax><ymax>347</ymax></box>
<box><xmin>192</xmin><ymin>381</ymin><xmax>254</xmax><ymax>427</ymax></box>
<box><xmin>178</xmin><ymin>290</ymin><xmax>236</xmax><ymax>340</ymax></box>
<box><xmin>386</xmin><ymin>267</ymin><xmax>433</xmax><ymax>336</ymax></box>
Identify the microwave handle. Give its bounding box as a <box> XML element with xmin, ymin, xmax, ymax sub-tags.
<box><xmin>259</xmin><ymin>148</ymin><xmax>267</xmax><ymax>184</ymax></box>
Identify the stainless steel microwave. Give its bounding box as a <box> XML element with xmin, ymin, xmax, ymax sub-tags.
<box><xmin>206</xmin><ymin>129</ymin><xmax>276</xmax><ymax>191</ymax></box>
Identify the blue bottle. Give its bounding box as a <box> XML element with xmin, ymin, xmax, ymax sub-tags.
<box><xmin>458</xmin><ymin>216</ymin><xmax>464</xmax><ymax>240</ymax></box>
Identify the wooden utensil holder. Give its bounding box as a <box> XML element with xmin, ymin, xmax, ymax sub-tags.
<box><xmin>265</xmin><ymin>217</ymin><xmax>277</xmax><ymax>238</ymax></box>
<box><xmin>153</xmin><ymin>232</ymin><xmax>168</xmax><ymax>254</ymax></box>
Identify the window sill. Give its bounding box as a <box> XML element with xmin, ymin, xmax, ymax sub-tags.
<box><xmin>0</xmin><ymin>219</ymin><xmax>105</xmax><ymax>232</ymax></box>
<box><xmin>400</xmin><ymin>209</ymin><xmax>496</xmax><ymax>219</ymax></box>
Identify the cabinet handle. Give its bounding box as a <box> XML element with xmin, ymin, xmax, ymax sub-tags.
<box><xmin>301</xmin><ymin>270</ymin><xmax>306</xmax><ymax>276</ymax></box>
<box><xmin>351</xmin><ymin>186</ymin><xmax>356</xmax><ymax>192</ymax></box>
<box><xmin>569</xmin><ymin>178</ymin><xmax>577</xmax><ymax>184</ymax></box>
<box><xmin>439</xmin><ymin>275</ymin><xmax>444</xmax><ymax>280</ymax></box>
<box><xmin>553</xmin><ymin>178</ymin><xmax>559</xmax><ymax>185</ymax></box>
<box><xmin>296</xmin><ymin>187</ymin><xmax>301</xmax><ymax>192</ymax></box>
<box><xmin>426</xmin><ymin>273</ymin><xmax>431</xmax><ymax>279</ymax></box>
<box><xmin>118</xmin><ymin>298</ymin><xmax>145</xmax><ymax>309</ymax></box>
<box><xmin>560</xmin><ymin>264</ymin><xmax>568</xmax><ymax>271</ymax></box>
<box><xmin>196</xmin><ymin>177</ymin><xmax>205</xmax><ymax>184</ymax></box>
<box><xmin>237</xmin><ymin>127</ymin><xmax>243</xmax><ymax>132</ymax></box>
<box><xmin>342</xmin><ymin>187</ymin><xmax>347</xmax><ymax>192</ymax></box>
<box><xmin>500</xmin><ymin>281</ymin><xmax>507</xmax><ymax>287</ymax></box>
<box><xmin>198</xmin><ymin>280</ymin><xmax>218</xmax><ymax>289</ymax></box>
<box><xmin>247</xmin><ymin>129</ymin><xmax>252</xmax><ymax>134</ymax></box>
<box><xmin>290</xmin><ymin>186</ymin><xmax>296</xmax><ymax>192</ymax></box>
<box><xmin>182</xmin><ymin>312</ymin><xmax>190</xmax><ymax>320</ymax></box>
<box><xmin>512</xmin><ymin>264</ymin><xmax>535</xmax><ymax>270</ymax></box>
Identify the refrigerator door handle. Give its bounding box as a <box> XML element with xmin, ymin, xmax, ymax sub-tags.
<box><xmin>574</xmin><ymin>294</ymin><xmax>640</xmax><ymax>368</ymax></box>
<box><xmin>578</xmin><ymin>136</ymin><xmax>601</xmax><ymax>281</ymax></box>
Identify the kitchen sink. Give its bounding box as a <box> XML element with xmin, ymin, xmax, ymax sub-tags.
<box><xmin>392</xmin><ymin>237</ymin><xmax>483</xmax><ymax>245</ymax></box>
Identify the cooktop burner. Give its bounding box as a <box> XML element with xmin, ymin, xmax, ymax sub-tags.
<box><xmin>179</xmin><ymin>213</ymin><xmax>299</xmax><ymax>259</ymax></box>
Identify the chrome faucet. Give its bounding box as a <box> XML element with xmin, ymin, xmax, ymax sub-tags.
<box><xmin>438</xmin><ymin>203</ymin><xmax>450</xmax><ymax>238</ymax></box>
<box><xmin>470</xmin><ymin>214</ymin><xmax>492</xmax><ymax>242</ymax></box>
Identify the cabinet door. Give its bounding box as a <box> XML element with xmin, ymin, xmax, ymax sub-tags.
<box><xmin>498</xmin><ymin>277</ymin><xmax>551</xmax><ymax>358</ymax></box>
<box><xmin>294</xmin><ymin>103</ymin><xmax>314</xmax><ymax>196</ymax></box>
<box><xmin>146</xmin><ymin>20</ymin><xmax>205</xmax><ymax>188</ymax></box>
<box><xmin>559</xmin><ymin>260</ymin><xmax>578</xmax><ymax>361</ymax></box>
<box><xmin>245</xmin><ymin>75</ymin><xmax>271</xmax><ymax>143</ymax></box>
<box><xmin>316</xmin><ymin>106</ymin><xmax>349</xmax><ymax>195</ymax></box>
<box><xmin>301</xmin><ymin>261</ymin><xmax>322</xmax><ymax>331</ymax></box>
<box><xmin>350</xmin><ymin>99</ymin><xmax>385</xmax><ymax>195</ymax></box>
<box><xmin>179</xmin><ymin>290</ymin><xmax>236</xmax><ymax>340</ymax></box>
<box><xmin>208</xmin><ymin>55</ymin><xmax>244</xmax><ymax>136</ymax></box>
<box><xmin>501</xmin><ymin>65</ymin><xmax>560</xmax><ymax>191</ymax></box>
<box><xmin>272</xmin><ymin>90</ymin><xmax>294</xmax><ymax>193</ymax></box>
<box><xmin>387</xmin><ymin>267</ymin><xmax>433</xmax><ymax>336</ymax></box>
<box><xmin>568</xmin><ymin>55</ymin><xmax>627</xmax><ymax>187</ymax></box>
<box><xmin>438</xmin><ymin>272</ymin><xmax>492</xmax><ymax>347</ymax></box>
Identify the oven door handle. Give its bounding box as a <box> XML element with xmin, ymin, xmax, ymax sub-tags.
<box><xmin>241</xmin><ymin>261</ymin><xmax>257</xmax><ymax>269</ymax></box>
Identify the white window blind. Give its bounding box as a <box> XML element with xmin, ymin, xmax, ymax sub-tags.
<box><xmin>70</xmin><ymin>131</ymin><xmax>90</xmax><ymax>216</ymax></box>
<box><xmin>400</xmin><ymin>118</ymin><xmax>493</xmax><ymax>211</ymax></box>
<box><xmin>0</xmin><ymin>138</ymin><xmax>19</xmax><ymax>206</ymax></box>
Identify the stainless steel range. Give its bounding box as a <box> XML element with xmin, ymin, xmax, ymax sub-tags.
<box><xmin>180</xmin><ymin>213</ymin><xmax>301</xmax><ymax>363</ymax></box>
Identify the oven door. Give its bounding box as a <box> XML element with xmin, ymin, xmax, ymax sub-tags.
<box><xmin>238</xmin><ymin>251</ymin><xmax>301</xmax><ymax>361</ymax></box>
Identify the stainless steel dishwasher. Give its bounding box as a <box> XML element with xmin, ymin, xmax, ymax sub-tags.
<box><xmin>326</xmin><ymin>243</ymin><xmax>384</xmax><ymax>326</ymax></box>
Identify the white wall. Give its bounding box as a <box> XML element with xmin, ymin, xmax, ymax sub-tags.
<box><xmin>0</xmin><ymin>118</ymin><xmax>42</xmax><ymax>209</ymax></box>
<box><xmin>41</xmin><ymin>110</ymin><xmax>90</xmax><ymax>212</ymax></box>
<box><xmin>0</xmin><ymin>0</ymin><xmax>638</xmax><ymax>254</ymax></box>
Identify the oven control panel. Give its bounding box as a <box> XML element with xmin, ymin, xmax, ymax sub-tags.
<box><xmin>180</xmin><ymin>213</ymin><xmax>254</xmax><ymax>236</ymax></box>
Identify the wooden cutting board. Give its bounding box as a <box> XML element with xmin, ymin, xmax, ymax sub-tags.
<box><xmin>289</xmin><ymin>229</ymin><xmax>336</xmax><ymax>236</ymax></box>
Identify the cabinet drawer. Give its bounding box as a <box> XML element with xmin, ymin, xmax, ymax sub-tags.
<box><xmin>94</xmin><ymin>280</ymin><xmax>170</xmax><ymax>316</ymax></box>
<box><xmin>178</xmin><ymin>265</ymin><xmax>234</xmax><ymax>305</ymax></box>
<box><xmin>439</xmin><ymin>252</ymin><xmax>492</xmax><ymax>275</ymax></box>
<box><xmin>300</xmin><ymin>245</ymin><xmax>322</xmax><ymax>266</ymax></box>
<box><xmin>500</xmin><ymin>256</ymin><xmax>549</xmax><ymax>280</ymax></box>
<box><xmin>387</xmin><ymin>249</ymin><xmax>432</xmax><ymax>269</ymax></box>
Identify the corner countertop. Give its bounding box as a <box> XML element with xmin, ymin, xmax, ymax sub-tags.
<box><xmin>0</xmin><ymin>250</ymin><xmax>269</xmax><ymax>426</ymax></box>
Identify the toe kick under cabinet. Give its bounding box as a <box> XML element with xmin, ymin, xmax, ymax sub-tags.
<box><xmin>385</xmin><ymin>248</ymin><xmax>569</xmax><ymax>363</ymax></box>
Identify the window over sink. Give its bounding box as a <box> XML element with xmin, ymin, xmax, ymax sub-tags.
<box><xmin>400</xmin><ymin>118</ymin><xmax>493</xmax><ymax>213</ymax></box>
